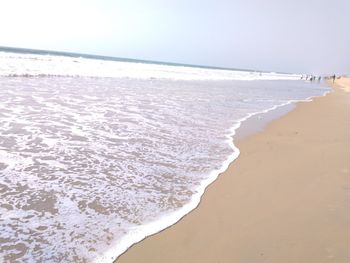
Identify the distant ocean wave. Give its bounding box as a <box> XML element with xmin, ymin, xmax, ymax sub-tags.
<box><xmin>0</xmin><ymin>48</ymin><xmax>300</xmax><ymax>80</ymax></box>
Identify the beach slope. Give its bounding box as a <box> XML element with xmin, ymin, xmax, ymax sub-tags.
<box><xmin>118</xmin><ymin>79</ymin><xmax>350</xmax><ymax>263</ymax></box>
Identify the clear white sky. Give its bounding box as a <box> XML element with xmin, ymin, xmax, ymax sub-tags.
<box><xmin>0</xmin><ymin>0</ymin><xmax>349</xmax><ymax>74</ymax></box>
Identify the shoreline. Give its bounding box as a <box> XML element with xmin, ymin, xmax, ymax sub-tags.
<box><xmin>102</xmin><ymin>85</ymin><xmax>321</xmax><ymax>263</ymax></box>
<box><xmin>117</xmin><ymin>79</ymin><xmax>350</xmax><ymax>262</ymax></box>
<box><xmin>105</xmin><ymin>84</ymin><xmax>329</xmax><ymax>263</ymax></box>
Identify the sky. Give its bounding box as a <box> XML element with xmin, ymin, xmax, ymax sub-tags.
<box><xmin>0</xmin><ymin>0</ymin><xmax>349</xmax><ymax>75</ymax></box>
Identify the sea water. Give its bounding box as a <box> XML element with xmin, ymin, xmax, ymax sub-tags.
<box><xmin>0</xmin><ymin>48</ymin><xmax>330</xmax><ymax>262</ymax></box>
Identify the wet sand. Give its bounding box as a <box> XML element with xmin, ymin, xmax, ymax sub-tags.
<box><xmin>117</xmin><ymin>79</ymin><xmax>350</xmax><ymax>263</ymax></box>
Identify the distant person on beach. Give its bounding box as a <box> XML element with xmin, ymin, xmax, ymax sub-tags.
<box><xmin>318</xmin><ymin>76</ymin><xmax>321</xmax><ymax>82</ymax></box>
<box><xmin>332</xmin><ymin>74</ymin><xmax>336</xmax><ymax>83</ymax></box>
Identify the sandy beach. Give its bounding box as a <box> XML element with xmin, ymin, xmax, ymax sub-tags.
<box><xmin>118</xmin><ymin>79</ymin><xmax>350</xmax><ymax>263</ymax></box>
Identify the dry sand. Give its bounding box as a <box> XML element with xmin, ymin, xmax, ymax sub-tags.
<box><xmin>117</xmin><ymin>79</ymin><xmax>350</xmax><ymax>263</ymax></box>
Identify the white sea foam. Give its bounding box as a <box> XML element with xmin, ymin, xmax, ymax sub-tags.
<box><xmin>0</xmin><ymin>51</ymin><xmax>301</xmax><ymax>80</ymax></box>
<box><xmin>0</xmin><ymin>53</ymin><xmax>330</xmax><ymax>263</ymax></box>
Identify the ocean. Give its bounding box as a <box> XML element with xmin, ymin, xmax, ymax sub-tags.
<box><xmin>0</xmin><ymin>47</ymin><xmax>330</xmax><ymax>262</ymax></box>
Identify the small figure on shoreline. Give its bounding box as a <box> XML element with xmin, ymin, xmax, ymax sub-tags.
<box><xmin>309</xmin><ymin>76</ymin><xmax>316</xmax><ymax>82</ymax></box>
<box><xmin>332</xmin><ymin>74</ymin><xmax>336</xmax><ymax>83</ymax></box>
